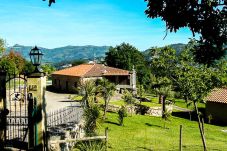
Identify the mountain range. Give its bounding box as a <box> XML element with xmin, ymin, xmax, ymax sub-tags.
<box><xmin>7</xmin><ymin>44</ymin><xmax>110</xmax><ymax>64</ymax></box>
<box><xmin>7</xmin><ymin>44</ymin><xmax>187</xmax><ymax>64</ymax></box>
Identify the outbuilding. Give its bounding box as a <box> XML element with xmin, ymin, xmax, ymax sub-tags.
<box><xmin>206</xmin><ymin>88</ymin><xmax>227</xmax><ymax>124</ymax></box>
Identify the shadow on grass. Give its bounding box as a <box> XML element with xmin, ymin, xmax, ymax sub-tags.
<box><xmin>105</xmin><ymin>120</ymin><xmax>119</xmax><ymax>126</ymax></box>
<box><xmin>137</xmin><ymin>147</ymin><xmax>153</xmax><ymax>151</ymax></box>
<box><xmin>145</xmin><ymin>123</ymin><xmax>162</xmax><ymax>128</ymax></box>
<box><xmin>172</xmin><ymin>109</ymin><xmax>227</xmax><ymax>126</ymax></box>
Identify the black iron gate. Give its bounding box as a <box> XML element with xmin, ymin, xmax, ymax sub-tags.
<box><xmin>4</xmin><ymin>74</ymin><xmax>29</xmax><ymax>149</ymax></box>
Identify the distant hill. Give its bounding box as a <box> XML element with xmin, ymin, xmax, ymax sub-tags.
<box><xmin>142</xmin><ymin>43</ymin><xmax>186</xmax><ymax>56</ymax></box>
<box><xmin>6</xmin><ymin>44</ymin><xmax>110</xmax><ymax>64</ymax></box>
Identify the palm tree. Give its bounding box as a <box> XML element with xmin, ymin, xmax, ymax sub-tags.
<box><xmin>77</xmin><ymin>80</ymin><xmax>100</xmax><ymax>136</ymax></box>
<box><xmin>97</xmin><ymin>78</ymin><xmax>116</xmax><ymax>120</ymax></box>
<box><xmin>78</xmin><ymin>80</ymin><xmax>97</xmax><ymax>108</ymax></box>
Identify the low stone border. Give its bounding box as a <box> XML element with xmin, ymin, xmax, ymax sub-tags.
<box><xmin>107</xmin><ymin>104</ymin><xmax>173</xmax><ymax>117</ymax></box>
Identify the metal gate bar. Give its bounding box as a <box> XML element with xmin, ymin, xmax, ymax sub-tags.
<box><xmin>4</xmin><ymin>74</ymin><xmax>28</xmax><ymax>149</ymax></box>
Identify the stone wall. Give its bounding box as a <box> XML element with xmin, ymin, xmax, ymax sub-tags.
<box><xmin>107</xmin><ymin>104</ymin><xmax>173</xmax><ymax>117</ymax></box>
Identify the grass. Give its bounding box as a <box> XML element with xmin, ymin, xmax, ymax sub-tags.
<box><xmin>173</xmin><ymin>98</ymin><xmax>205</xmax><ymax>110</ymax></box>
<box><xmin>98</xmin><ymin>112</ymin><xmax>227</xmax><ymax>151</ymax></box>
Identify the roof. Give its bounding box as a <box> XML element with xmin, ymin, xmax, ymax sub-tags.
<box><xmin>52</xmin><ymin>63</ymin><xmax>130</xmax><ymax>77</ymax></box>
<box><xmin>206</xmin><ymin>88</ymin><xmax>227</xmax><ymax>104</ymax></box>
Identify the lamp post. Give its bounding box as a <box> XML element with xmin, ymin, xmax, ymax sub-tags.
<box><xmin>29</xmin><ymin>46</ymin><xmax>43</xmax><ymax>73</ymax></box>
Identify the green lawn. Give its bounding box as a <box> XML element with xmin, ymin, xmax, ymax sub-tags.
<box><xmin>98</xmin><ymin>112</ymin><xmax>227</xmax><ymax>151</ymax></box>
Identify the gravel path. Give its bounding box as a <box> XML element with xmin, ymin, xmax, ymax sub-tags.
<box><xmin>45</xmin><ymin>91</ymin><xmax>80</xmax><ymax>112</ymax></box>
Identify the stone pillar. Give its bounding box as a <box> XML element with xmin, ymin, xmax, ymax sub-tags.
<box><xmin>130</xmin><ymin>67</ymin><xmax>137</xmax><ymax>95</ymax></box>
<box><xmin>0</xmin><ymin>71</ymin><xmax>6</xmax><ymax>149</ymax></box>
<box><xmin>27</xmin><ymin>72</ymin><xmax>46</xmax><ymax>150</ymax></box>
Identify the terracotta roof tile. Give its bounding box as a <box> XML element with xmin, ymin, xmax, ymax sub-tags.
<box><xmin>52</xmin><ymin>64</ymin><xmax>95</xmax><ymax>77</ymax></box>
<box><xmin>52</xmin><ymin>63</ymin><xmax>130</xmax><ymax>77</ymax></box>
<box><xmin>206</xmin><ymin>88</ymin><xmax>227</xmax><ymax>104</ymax></box>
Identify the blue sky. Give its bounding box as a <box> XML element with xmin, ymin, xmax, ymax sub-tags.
<box><xmin>0</xmin><ymin>0</ymin><xmax>196</xmax><ymax>51</ymax></box>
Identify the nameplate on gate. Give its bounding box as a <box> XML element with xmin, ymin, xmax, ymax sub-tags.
<box><xmin>28</xmin><ymin>85</ymin><xmax>37</xmax><ymax>91</ymax></box>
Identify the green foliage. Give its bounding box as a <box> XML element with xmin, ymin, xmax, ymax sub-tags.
<box><xmin>175</xmin><ymin>48</ymin><xmax>227</xmax><ymax>103</ymax></box>
<box><xmin>0</xmin><ymin>38</ymin><xmax>6</xmax><ymax>55</ymax></box>
<box><xmin>137</xmin><ymin>84</ymin><xmax>145</xmax><ymax>98</ymax></box>
<box><xmin>83</xmin><ymin>104</ymin><xmax>100</xmax><ymax>136</ymax></box>
<box><xmin>72</xmin><ymin>59</ymin><xmax>86</xmax><ymax>66</ymax></box>
<box><xmin>105</xmin><ymin>43</ymin><xmax>151</xmax><ymax>87</ymax></box>
<box><xmin>22</xmin><ymin>60</ymin><xmax>35</xmax><ymax>74</ymax></box>
<box><xmin>118</xmin><ymin>106</ymin><xmax>127</xmax><ymax>126</ymax></box>
<box><xmin>97</xmin><ymin>78</ymin><xmax>116</xmax><ymax>120</ymax></box>
<box><xmin>75</xmin><ymin>140</ymin><xmax>105</xmax><ymax>151</ymax></box>
<box><xmin>0</xmin><ymin>57</ymin><xmax>17</xmax><ymax>74</ymax></box>
<box><xmin>0</xmin><ymin>50</ymin><xmax>28</xmax><ymax>74</ymax></box>
<box><xmin>41</xmin><ymin>64</ymin><xmax>56</xmax><ymax>77</ymax></box>
<box><xmin>162</xmin><ymin>110</ymin><xmax>172</xmax><ymax>128</ymax></box>
<box><xmin>145</xmin><ymin>0</ymin><xmax>227</xmax><ymax>64</ymax></box>
<box><xmin>121</xmin><ymin>89</ymin><xmax>136</xmax><ymax>105</ymax></box>
<box><xmin>207</xmin><ymin>114</ymin><xmax>213</xmax><ymax>124</ymax></box>
<box><xmin>78</xmin><ymin>80</ymin><xmax>97</xmax><ymax>108</ymax></box>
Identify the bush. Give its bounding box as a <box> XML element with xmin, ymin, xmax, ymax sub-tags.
<box><xmin>84</xmin><ymin>105</ymin><xmax>100</xmax><ymax>136</ymax></box>
<box><xmin>75</xmin><ymin>140</ymin><xmax>105</xmax><ymax>151</ymax></box>
<box><xmin>118</xmin><ymin>106</ymin><xmax>127</xmax><ymax>126</ymax></box>
<box><xmin>135</xmin><ymin>103</ymin><xmax>150</xmax><ymax>115</ymax></box>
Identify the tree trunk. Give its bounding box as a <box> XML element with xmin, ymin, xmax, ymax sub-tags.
<box><xmin>162</xmin><ymin>95</ymin><xmax>166</xmax><ymax>118</ymax></box>
<box><xmin>103</xmin><ymin>99</ymin><xmax>109</xmax><ymax>120</ymax></box>
<box><xmin>159</xmin><ymin>95</ymin><xmax>162</xmax><ymax>104</ymax></box>
<box><xmin>103</xmin><ymin>103</ymin><xmax>107</xmax><ymax>120</ymax></box>
<box><xmin>194</xmin><ymin>101</ymin><xmax>207</xmax><ymax>151</ymax></box>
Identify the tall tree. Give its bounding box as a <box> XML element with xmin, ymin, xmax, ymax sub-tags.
<box><xmin>149</xmin><ymin>47</ymin><xmax>176</xmax><ymax>111</ymax></box>
<box><xmin>175</xmin><ymin>47</ymin><xmax>227</xmax><ymax>151</ymax></box>
<box><xmin>97</xmin><ymin>78</ymin><xmax>116</xmax><ymax>120</ymax></box>
<box><xmin>145</xmin><ymin>0</ymin><xmax>227</xmax><ymax>65</ymax></box>
<box><xmin>105</xmin><ymin>43</ymin><xmax>150</xmax><ymax>87</ymax></box>
<box><xmin>0</xmin><ymin>50</ymin><xmax>26</xmax><ymax>74</ymax></box>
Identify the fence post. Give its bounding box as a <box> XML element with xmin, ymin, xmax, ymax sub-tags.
<box><xmin>179</xmin><ymin>125</ymin><xmax>183</xmax><ymax>151</ymax></box>
<box><xmin>105</xmin><ymin>127</ymin><xmax>108</xmax><ymax>151</ymax></box>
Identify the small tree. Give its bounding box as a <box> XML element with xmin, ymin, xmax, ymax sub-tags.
<box><xmin>83</xmin><ymin>104</ymin><xmax>100</xmax><ymax>136</ymax></box>
<box><xmin>162</xmin><ymin>110</ymin><xmax>171</xmax><ymax>129</ymax></box>
<box><xmin>137</xmin><ymin>84</ymin><xmax>145</xmax><ymax>100</ymax></box>
<box><xmin>121</xmin><ymin>89</ymin><xmax>136</xmax><ymax>116</ymax></box>
<box><xmin>78</xmin><ymin>80</ymin><xmax>100</xmax><ymax>136</ymax></box>
<box><xmin>78</xmin><ymin>80</ymin><xmax>97</xmax><ymax>108</ymax></box>
<box><xmin>97</xmin><ymin>78</ymin><xmax>116</xmax><ymax>120</ymax></box>
<box><xmin>118</xmin><ymin>106</ymin><xmax>127</xmax><ymax>126</ymax></box>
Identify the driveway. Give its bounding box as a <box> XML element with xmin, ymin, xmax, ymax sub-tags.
<box><xmin>45</xmin><ymin>90</ymin><xmax>80</xmax><ymax>112</ymax></box>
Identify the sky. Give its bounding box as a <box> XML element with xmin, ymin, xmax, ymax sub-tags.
<box><xmin>0</xmin><ymin>0</ymin><xmax>196</xmax><ymax>51</ymax></box>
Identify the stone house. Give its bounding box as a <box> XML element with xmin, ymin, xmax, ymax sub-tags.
<box><xmin>206</xmin><ymin>88</ymin><xmax>227</xmax><ymax>124</ymax></box>
<box><xmin>52</xmin><ymin>63</ymin><xmax>136</xmax><ymax>93</ymax></box>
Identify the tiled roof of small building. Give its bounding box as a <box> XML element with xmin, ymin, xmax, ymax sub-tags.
<box><xmin>206</xmin><ymin>88</ymin><xmax>227</xmax><ymax>104</ymax></box>
<box><xmin>52</xmin><ymin>63</ymin><xmax>130</xmax><ymax>77</ymax></box>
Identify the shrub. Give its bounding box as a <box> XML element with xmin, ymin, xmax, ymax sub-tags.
<box><xmin>75</xmin><ymin>140</ymin><xmax>105</xmax><ymax>151</ymax></box>
<box><xmin>84</xmin><ymin>105</ymin><xmax>100</xmax><ymax>136</ymax></box>
<box><xmin>135</xmin><ymin>103</ymin><xmax>150</xmax><ymax>115</ymax></box>
<box><xmin>118</xmin><ymin>106</ymin><xmax>127</xmax><ymax>126</ymax></box>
